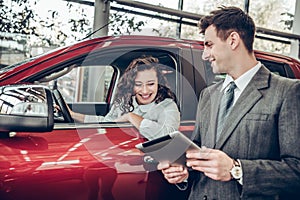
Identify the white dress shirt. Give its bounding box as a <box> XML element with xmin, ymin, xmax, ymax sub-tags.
<box><xmin>222</xmin><ymin>62</ymin><xmax>262</xmax><ymax>106</ymax></box>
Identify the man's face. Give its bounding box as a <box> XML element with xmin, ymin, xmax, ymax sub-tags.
<box><xmin>134</xmin><ymin>69</ymin><xmax>158</xmax><ymax>105</ymax></box>
<box><xmin>202</xmin><ymin>25</ymin><xmax>232</xmax><ymax>74</ymax></box>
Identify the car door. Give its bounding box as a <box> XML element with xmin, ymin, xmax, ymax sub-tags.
<box><xmin>0</xmin><ymin>43</ymin><xmax>194</xmax><ymax>200</ymax></box>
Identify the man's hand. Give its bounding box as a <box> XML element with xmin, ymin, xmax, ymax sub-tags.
<box><xmin>158</xmin><ymin>162</ymin><xmax>189</xmax><ymax>184</ymax></box>
<box><xmin>186</xmin><ymin>147</ymin><xmax>233</xmax><ymax>181</ymax></box>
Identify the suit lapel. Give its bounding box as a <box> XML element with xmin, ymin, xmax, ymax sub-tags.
<box><xmin>215</xmin><ymin>66</ymin><xmax>271</xmax><ymax>149</ymax></box>
<box><xmin>205</xmin><ymin>84</ymin><xmax>222</xmax><ymax>148</ymax></box>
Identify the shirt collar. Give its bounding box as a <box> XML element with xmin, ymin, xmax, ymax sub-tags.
<box><xmin>222</xmin><ymin>61</ymin><xmax>262</xmax><ymax>92</ymax></box>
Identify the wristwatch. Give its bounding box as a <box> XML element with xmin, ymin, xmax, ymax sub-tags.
<box><xmin>230</xmin><ymin>159</ymin><xmax>243</xmax><ymax>184</ymax></box>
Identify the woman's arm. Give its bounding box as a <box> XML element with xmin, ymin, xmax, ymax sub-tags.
<box><xmin>70</xmin><ymin>110</ymin><xmax>85</xmax><ymax>122</ymax></box>
<box><xmin>114</xmin><ymin>112</ymin><xmax>143</xmax><ymax>129</ymax></box>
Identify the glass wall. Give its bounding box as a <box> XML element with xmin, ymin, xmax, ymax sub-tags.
<box><xmin>1</xmin><ymin>0</ymin><xmax>298</xmax><ymax>67</ymax></box>
<box><xmin>129</xmin><ymin>0</ymin><xmax>297</xmax><ymax>55</ymax></box>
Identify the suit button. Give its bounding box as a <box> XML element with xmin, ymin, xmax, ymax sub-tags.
<box><xmin>203</xmin><ymin>195</ymin><xmax>207</xmax><ymax>200</ymax></box>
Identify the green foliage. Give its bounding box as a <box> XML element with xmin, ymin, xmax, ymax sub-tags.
<box><xmin>0</xmin><ymin>0</ymin><xmax>38</xmax><ymax>35</ymax></box>
<box><xmin>0</xmin><ymin>0</ymin><xmax>146</xmax><ymax>47</ymax></box>
<box><xmin>280</xmin><ymin>12</ymin><xmax>294</xmax><ymax>30</ymax></box>
<box><xmin>109</xmin><ymin>12</ymin><xmax>145</xmax><ymax>35</ymax></box>
<box><xmin>0</xmin><ymin>0</ymin><xmax>296</xmax><ymax>56</ymax></box>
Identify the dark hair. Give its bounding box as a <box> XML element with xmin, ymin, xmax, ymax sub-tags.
<box><xmin>113</xmin><ymin>55</ymin><xmax>178</xmax><ymax>114</ymax></box>
<box><xmin>198</xmin><ymin>6</ymin><xmax>256</xmax><ymax>53</ymax></box>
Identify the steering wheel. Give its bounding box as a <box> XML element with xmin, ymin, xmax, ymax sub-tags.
<box><xmin>53</xmin><ymin>89</ymin><xmax>73</xmax><ymax>123</ymax></box>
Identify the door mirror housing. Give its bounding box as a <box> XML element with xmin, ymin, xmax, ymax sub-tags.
<box><xmin>0</xmin><ymin>84</ymin><xmax>54</xmax><ymax>133</ymax></box>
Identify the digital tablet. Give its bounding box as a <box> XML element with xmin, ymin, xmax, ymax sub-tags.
<box><xmin>135</xmin><ymin>131</ymin><xmax>201</xmax><ymax>165</ymax></box>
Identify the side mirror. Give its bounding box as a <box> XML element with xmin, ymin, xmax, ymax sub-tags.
<box><xmin>0</xmin><ymin>84</ymin><xmax>54</xmax><ymax>133</ymax></box>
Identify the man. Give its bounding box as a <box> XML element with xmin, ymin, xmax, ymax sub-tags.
<box><xmin>158</xmin><ymin>6</ymin><xmax>300</xmax><ymax>200</ymax></box>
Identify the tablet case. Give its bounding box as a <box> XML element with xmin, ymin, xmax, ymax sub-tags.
<box><xmin>135</xmin><ymin>131</ymin><xmax>200</xmax><ymax>165</ymax></box>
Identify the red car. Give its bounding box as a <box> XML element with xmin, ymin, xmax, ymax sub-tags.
<box><xmin>0</xmin><ymin>35</ymin><xmax>299</xmax><ymax>200</ymax></box>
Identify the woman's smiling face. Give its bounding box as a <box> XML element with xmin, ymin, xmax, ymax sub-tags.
<box><xmin>134</xmin><ymin>69</ymin><xmax>158</xmax><ymax>105</ymax></box>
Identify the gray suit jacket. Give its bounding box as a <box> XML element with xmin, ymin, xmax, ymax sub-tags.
<box><xmin>189</xmin><ymin>66</ymin><xmax>300</xmax><ymax>200</ymax></box>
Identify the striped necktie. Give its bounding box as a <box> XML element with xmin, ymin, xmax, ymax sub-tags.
<box><xmin>216</xmin><ymin>81</ymin><xmax>237</xmax><ymax>141</ymax></box>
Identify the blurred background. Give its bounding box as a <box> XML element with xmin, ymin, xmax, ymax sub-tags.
<box><xmin>1</xmin><ymin>0</ymin><xmax>299</xmax><ymax>67</ymax></box>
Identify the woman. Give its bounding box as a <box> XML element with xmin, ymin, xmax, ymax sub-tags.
<box><xmin>71</xmin><ymin>56</ymin><xmax>180</xmax><ymax>140</ymax></box>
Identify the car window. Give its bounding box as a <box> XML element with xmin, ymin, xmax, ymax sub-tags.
<box><xmin>42</xmin><ymin>65</ymin><xmax>116</xmax><ymax>103</ymax></box>
<box><xmin>32</xmin><ymin>47</ymin><xmax>180</xmax><ymax>118</ymax></box>
<box><xmin>258</xmin><ymin>59</ymin><xmax>294</xmax><ymax>78</ymax></box>
<box><xmin>203</xmin><ymin>57</ymin><xmax>293</xmax><ymax>86</ymax></box>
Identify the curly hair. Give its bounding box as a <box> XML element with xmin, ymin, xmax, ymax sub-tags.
<box><xmin>113</xmin><ymin>55</ymin><xmax>178</xmax><ymax>114</ymax></box>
